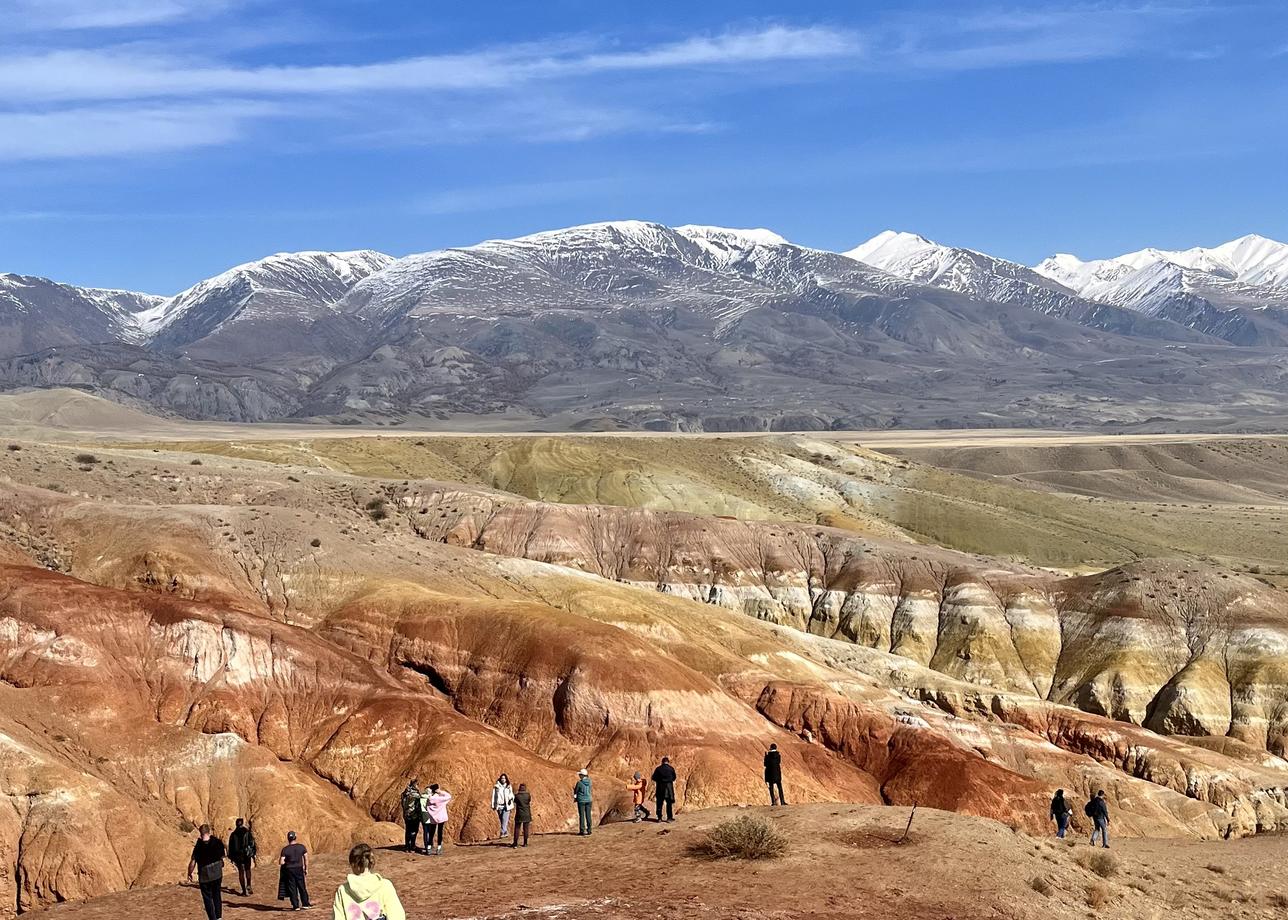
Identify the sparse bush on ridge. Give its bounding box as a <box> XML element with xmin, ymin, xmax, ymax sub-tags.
<box><xmin>74</xmin><ymin>453</ymin><xmax>98</xmax><ymax>465</ymax></box>
<box><xmin>690</xmin><ymin>815</ymin><xmax>787</xmax><ymax>860</ymax></box>
<box><xmin>1077</xmin><ymin>851</ymin><xmax>1119</xmax><ymax>878</ymax></box>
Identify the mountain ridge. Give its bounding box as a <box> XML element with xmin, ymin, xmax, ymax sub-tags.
<box><xmin>3</xmin><ymin>221</ymin><xmax>1288</xmax><ymax>429</ymax></box>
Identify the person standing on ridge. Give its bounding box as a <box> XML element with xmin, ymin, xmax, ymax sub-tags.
<box><xmin>401</xmin><ymin>779</ymin><xmax>423</xmax><ymax>853</ymax></box>
<box><xmin>651</xmin><ymin>756</ymin><xmax>677</xmax><ymax>823</ymax></box>
<box><xmin>573</xmin><ymin>769</ymin><xmax>594</xmax><ymax>836</ymax></box>
<box><xmin>492</xmin><ymin>773</ymin><xmax>516</xmax><ymax>839</ymax></box>
<box><xmin>228</xmin><ymin>817</ymin><xmax>257</xmax><ymax>897</ymax></box>
<box><xmin>278</xmin><ymin>830</ymin><xmax>311</xmax><ymax>910</ymax></box>
<box><xmin>764</xmin><ymin>743</ymin><xmax>786</xmax><ymax>806</ymax></box>
<box><xmin>331</xmin><ymin>843</ymin><xmax>406</xmax><ymax>920</ymax></box>
<box><xmin>511</xmin><ymin>782</ymin><xmax>534</xmax><ymax>848</ymax></box>
<box><xmin>1086</xmin><ymin>790</ymin><xmax>1111</xmax><ymax>848</ymax></box>
<box><xmin>187</xmin><ymin>824</ymin><xmax>226</xmax><ymax>920</ymax></box>
<box><xmin>628</xmin><ymin>771</ymin><xmax>650</xmax><ymax>822</ymax></box>
<box><xmin>422</xmin><ymin>783</ymin><xmax>452</xmax><ymax>856</ymax></box>
<box><xmin>1050</xmin><ymin>789</ymin><xmax>1072</xmax><ymax>839</ymax></box>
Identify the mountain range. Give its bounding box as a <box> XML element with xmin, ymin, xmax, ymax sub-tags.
<box><xmin>3</xmin><ymin>222</ymin><xmax>1288</xmax><ymax>429</ymax></box>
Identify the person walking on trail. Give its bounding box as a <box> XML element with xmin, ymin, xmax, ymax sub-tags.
<box><xmin>228</xmin><ymin>817</ymin><xmax>257</xmax><ymax>896</ymax></box>
<box><xmin>400</xmin><ymin>780</ymin><xmax>423</xmax><ymax>853</ymax></box>
<box><xmin>278</xmin><ymin>830</ymin><xmax>312</xmax><ymax>910</ymax></box>
<box><xmin>422</xmin><ymin>783</ymin><xmax>452</xmax><ymax>856</ymax></box>
<box><xmin>764</xmin><ymin>743</ymin><xmax>787</xmax><ymax>806</ymax></box>
<box><xmin>651</xmin><ymin>756</ymin><xmax>677</xmax><ymax>823</ymax></box>
<box><xmin>1086</xmin><ymin>790</ymin><xmax>1111</xmax><ymax>848</ymax></box>
<box><xmin>573</xmin><ymin>769</ymin><xmax>594</xmax><ymax>836</ymax></box>
<box><xmin>511</xmin><ymin>782</ymin><xmax>534</xmax><ymax>848</ymax></box>
<box><xmin>332</xmin><ymin>842</ymin><xmax>406</xmax><ymax>920</ymax></box>
<box><xmin>628</xmin><ymin>771</ymin><xmax>650</xmax><ymax>822</ymax></box>
<box><xmin>187</xmin><ymin>824</ymin><xmax>226</xmax><ymax>920</ymax></box>
<box><xmin>1050</xmin><ymin>789</ymin><xmax>1073</xmax><ymax>839</ymax></box>
<box><xmin>492</xmin><ymin>773</ymin><xmax>516</xmax><ymax>839</ymax></box>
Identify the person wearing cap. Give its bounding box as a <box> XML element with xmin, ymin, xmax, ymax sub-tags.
<box><xmin>277</xmin><ymin>830</ymin><xmax>311</xmax><ymax>910</ymax></box>
<box><xmin>572</xmin><ymin>768</ymin><xmax>594</xmax><ymax>836</ymax></box>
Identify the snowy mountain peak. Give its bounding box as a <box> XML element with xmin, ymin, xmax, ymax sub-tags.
<box><xmin>843</xmin><ymin>230</ymin><xmax>935</xmax><ymax>266</ymax></box>
<box><xmin>675</xmin><ymin>225</ymin><xmax>790</xmax><ymax>247</ymax></box>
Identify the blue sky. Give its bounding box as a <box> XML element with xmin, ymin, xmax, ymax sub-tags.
<box><xmin>1</xmin><ymin>0</ymin><xmax>1285</xmax><ymax>293</ymax></box>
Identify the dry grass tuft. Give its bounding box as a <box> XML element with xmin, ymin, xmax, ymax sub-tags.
<box><xmin>690</xmin><ymin>815</ymin><xmax>788</xmax><ymax>860</ymax></box>
<box><xmin>1076</xmin><ymin>851</ymin><xmax>1119</xmax><ymax>878</ymax></box>
<box><xmin>1085</xmin><ymin>884</ymin><xmax>1111</xmax><ymax>908</ymax></box>
<box><xmin>1029</xmin><ymin>876</ymin><xmax>1053</xmax><ymax>896</ymax></box>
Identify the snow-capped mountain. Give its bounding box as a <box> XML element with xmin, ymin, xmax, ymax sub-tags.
<box><xmin>149</xmin><ymin>250</ymin><xmax>393</xmax><ymax>357</ymax></box>
<box><xmin>4</xmin><ymin>221</ymin><xmax>1288</xmax><ymax>429</ymax></box>
<box><xmin>1034</xmin><ymin>234</ymin><xmax>1288</xmax><ymax>345</ymax></box>
<box><xmin>0</xmin><ymin>273</ymin><xmax>164</xmax><ymax>355</ymax></box>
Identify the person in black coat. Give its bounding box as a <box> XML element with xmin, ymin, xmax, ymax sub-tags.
<box><xmin>764</xmin><ymin>743</ymin><xmax>786</xmax><ymax>806</ymax></box>
<box><xmin>651</xmin><ymin>756</ymin><xmax>678</xmax><ymax>823</ymax></box>
<box><xmin>277</xmin><ymin>831</ymin><xmax>311</xmax><ymax>909</ymax></box>
<box><xmin>227</xmin><ymin>817</ymin><xmax>257</xmax><ymax>896</ymax></box>
<box><xmin>187</xmin><ymin>824</ymin><xmax>226</xmax><ymax>920</ymax></box>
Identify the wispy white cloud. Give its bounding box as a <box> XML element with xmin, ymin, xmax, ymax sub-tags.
<box><xmin>3</xmin><ymin>0</ymin><xmax>243</xmax><ymax>30</ymax></box>
<box><xmin>0</xmin><ymin>101</ymin><xmax>274</xmax><ymax>160</ymax></box>
<box><xmin>0</xmin><ymin>25</ymin><xmax>860</xmax><ymax>103</ymax></box>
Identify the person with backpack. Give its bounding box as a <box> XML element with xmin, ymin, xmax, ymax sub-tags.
<box><xmin>228</xmin><ymin>817</ymin><xmax>257</xmax><ymax>896</ymax></box>
<box><xmin>1086</xmin><ymin>790</ymin><xmax>1110</xmax><ymax>848</ymax></box>
<box><xmin>187</xmin><ymin>824</ymin><xmax>226</xmax><ymax>920</ymax></box>
<box><xmin>331</xmin><ymin>842</ymin><xmax>406</xmax><ymax>920</ymax></box>
<box><xmin>421</xmin><ymin>783</ymin><xmax>452</xmax><ymax>856</ymax></box>
<box><xmin>627</xmin><ymin>771</ymin><xmax>650</xmax><ymax>822</ymax></box>
<box><xmin>573</xmin><ymin>769</ymin><xmax>594</xmax><ymax>836</ymax></box>
<box><xmin>277</xmin><ymin>830</ymin><xmax>312</xmax><ymax>910</ymax></box>
<box><xmin>491</xmin><ymin>773</ymin><xmax>516</xmax><ymax>839</ymax></box>
<box><xmin>651</xmin><ymin>756</ymin><xmax>677</xmax><ymax>823</ymax></box>
<box><xmin>400</xmin><ymin>780</ymin><xmax>423</xmax><ymax>852</ymax></box>
<box><xmin>764</xmin><ymin>743</ymin><xmax>786</xmax><ymax>806</ymax></box>
<box><xmin>511</xmin><ymin>782</ymin><xmax>533</xmax><ymax>848</ymax></box>
<box><xmin>1050</xmin><ymin>789</ymin><xmax>1073</xmax><ymax>839</ymax></box>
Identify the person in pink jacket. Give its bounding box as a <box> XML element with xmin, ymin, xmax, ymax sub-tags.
<box><xmin>420</xmin><ymin>784</ymin><xmax>452</xmax><ymax>856</ymax></box>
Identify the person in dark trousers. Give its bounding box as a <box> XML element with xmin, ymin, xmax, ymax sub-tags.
<box><xmin>764</xmin><ymin>743</ymin><xmax>786</xmax><ymax>806</ymax></box>
<box><xmin>651</xmin><ymin>756</ymin><xmax>677</xmax><ymax>823</ymax></box>
<box><xmin>573</xmin><ymin>769</ymin><xmax>594</xmax><ymax>836</ymax></box>
<box><xmin>511</xmin><ymin>782</ymin><xmax>534</xmax><ymax>848</ymax></box>
<box><xmin>187</xmin><ymin>824</ymin><xmax>226</xmax><ymax>920</ymax></box>
<box><xmin>400</xmin><ymin>779</ymin><xmax>423</xmax><ymax>852</ymax></box>
<box><xmin>227</xmin><ymin>817</ymin><xmax>257</xmax><ymax>896</ymax></box>
<box><xmin>1050</xmin><ymin>789</ymin><xmax>1072</xmax><ymax>839</ymax></box>
<box><xmin>1086</xmin><ymin>790</ymin><xmax>1111</xmax><ymax>848</ymax></box>
<box><xmin>277</xmin><ymin>830</ymin><xmax>311</xmax><ymax>910</ymax></box>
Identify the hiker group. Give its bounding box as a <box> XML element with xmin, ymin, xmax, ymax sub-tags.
<box><xmin>188</xmin><ymin>822</ymin><xmax>405</xmax><ymax>920</ymax></box>
<box><xmin>187</xmin><ymin>745</ymin><xmax>791</xmax><ymax>918</ymax></box>
<box><xmin>1049</xmin><ymin>789</ymin><xmax>1112</xmax><ymax>848</ymax></box>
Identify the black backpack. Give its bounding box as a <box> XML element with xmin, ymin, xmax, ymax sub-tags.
<box><xmin>1084</xmin><ymin>800</ymin><xmax>1095</xmax><ymax>817</ymax></box>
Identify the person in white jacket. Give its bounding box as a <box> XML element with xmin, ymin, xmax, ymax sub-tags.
<box><xmin>491</xmin><ymin>773</ymin><xmax>516</xmax><ymax>839</ymax></box>
<box><xmin>332</xmin><ymin>843</ymin><xmax>405</xmax><ymax>920</ymax></box>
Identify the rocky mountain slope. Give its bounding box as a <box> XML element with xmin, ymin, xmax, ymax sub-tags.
<box><xmin>3</xmin><ymin>224</ymin><xmax>1288</xmax><ymax>429</ymax></box>
<box><xmin>2</xmin><ymin>434</ymin><xmax>1288</xmax><ymax>912</ymax></box>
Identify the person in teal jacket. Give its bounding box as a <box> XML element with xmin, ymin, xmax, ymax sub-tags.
<box><xmin>573</xmin><ymin>768</ymin><xmax>594</xmax><ymax>836</ymax></box>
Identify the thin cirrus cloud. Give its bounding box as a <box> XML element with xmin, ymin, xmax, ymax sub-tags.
<box><xmin>0</xmin><ymin>5</ymin><xmax>1227</xmax><ymax>163</ymax></box>
<box><xmin>3</xmin><ymin>0</ymin><xmax>243</xmax><ymax>30</ymax></box>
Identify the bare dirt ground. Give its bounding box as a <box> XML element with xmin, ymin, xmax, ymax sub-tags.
<box><xmin>38</xmin><ymin>806</ymin><xmax>1288</xmax><ymax>920</ymax></box>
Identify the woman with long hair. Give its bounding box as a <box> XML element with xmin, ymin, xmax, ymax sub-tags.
<box><xmin>491</xmin><ymin>773</ymin><xmax>516</xmax><ymax>838</ymax></box>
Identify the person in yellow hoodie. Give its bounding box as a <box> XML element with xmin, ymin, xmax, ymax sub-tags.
<box><xmin>332</xmin><ymin>843</ymin><xmax>405</xmax><ymax>920</ymax></box>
